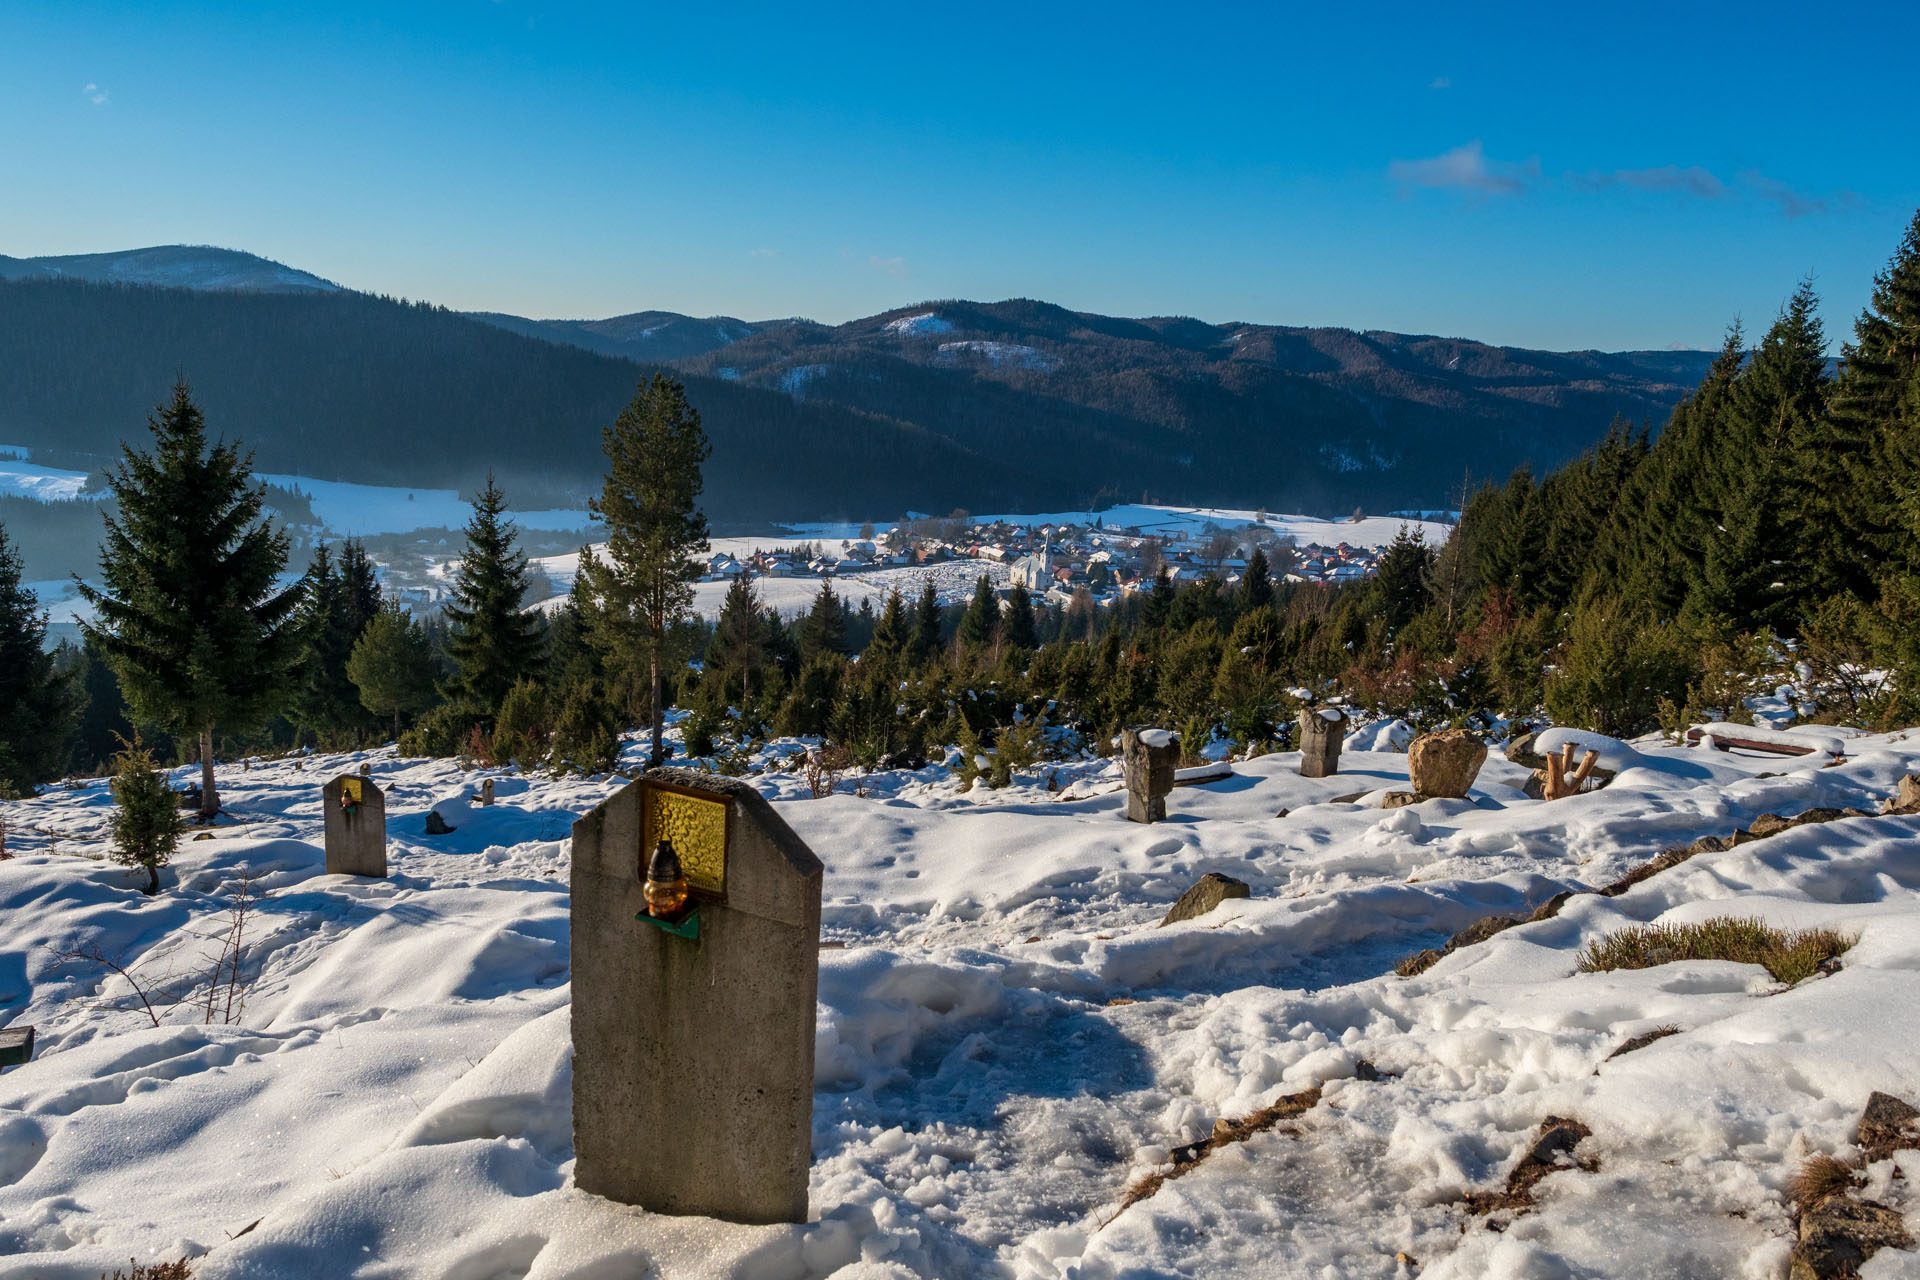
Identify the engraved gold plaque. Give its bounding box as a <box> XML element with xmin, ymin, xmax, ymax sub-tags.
<box><xmin>642</xmin><ymin>783</ymin><xmax>729</xmax><ymax>897</ymax></box>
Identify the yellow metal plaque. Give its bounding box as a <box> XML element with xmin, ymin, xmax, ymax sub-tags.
<box><xmin>342</xmin><ymin>777</ymin><xmax>364</xmax><ymax>805</ymax></box>
<box><xmin>642</xmin><ymin>783</ymin><xmax>729</xmax><ymax>897</ymax></box>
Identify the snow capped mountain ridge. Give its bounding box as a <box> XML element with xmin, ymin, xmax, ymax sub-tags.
<box><xmin>0</xmin><ymin>245</ymin><xmax>339</xmax><ymax>294</ymax></box>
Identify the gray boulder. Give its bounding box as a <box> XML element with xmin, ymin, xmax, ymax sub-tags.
<box><xmin>1160</xmin><ymin>872</ymin><xmax>1252</xmax><ymax>927</ymax></box>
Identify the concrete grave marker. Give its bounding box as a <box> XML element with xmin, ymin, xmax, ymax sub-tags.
<box><xmin>571</xmin><ymin>768</ymin><xmax>823</xmax><ymax>1224</ymax></box>
<box><xmin>477</xmin><ymin>778</ymin><xmax>496</xmax><ymax>806</ymax></box>
<box><xmin>322</xmin><ymin>775</ymin><xmax>387</xmax><ymax>877</ymax></box>
<box><xmin>1298</xmin><ymin>707</ymin><xmax>1349</xmax><ymax>778</ymax></box>
<box><xmin>1122</xmin><ymin>727</ymin><xmax>1179</xmax><ymax>823</ymax></box>
<box><xmin>0</xmin><ymin>1025</ymin><xmax>33</xmax><ymax>1070</ymax></box>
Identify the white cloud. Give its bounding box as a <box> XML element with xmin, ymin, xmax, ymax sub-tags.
<box><xmin>1739</xmin><ymin>170</ymin><xmax>1852</xmax><ymax>219</ymax></box>
<box><xmin>1568</xmin><ymin>164</ymin><xmax>1727</xmax><ymax>199</ymax></box>
<box><xmin>1428</xmin><ymin>76</ymin><xmax>1451</xmax><ymax>90</ymax></box>
<box><xmin>869</xmin><ymin>254</ymin><xmax>908</xmax><ymax>279</ymax></box>
<box><xmin>82</xmin><ymin>82</ymin><xmax>109</xmax><ymax>106</ymax></box>
<box><xmin>1387</xmin><ymin>140</ymin><xmax>1533</xmax><ymax>196</ymax></box>
<box><xmin>749</xmin><ymin>247</ymin><xmax>777</xmax><ymax>258</ymax></box>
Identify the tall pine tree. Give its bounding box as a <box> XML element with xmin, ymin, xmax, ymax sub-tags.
<box><xmin>707</xmin><ymin>576</ymin><xmax>770</xmax><ymax>703</ymax></box>
<box><xmin>868</xmin><ymin>588</ymin><xmax>909</xmax><ymax>662</ymax></box>
<box><xmin>799</xmin><ymin>581</ymin><xmax>849</xmax><ymax>660</ymax></box>
<box><xmin>911</xmin><ymin>579</ymin><xmax>942</xmax><ymax>662</ymax></box>
<box><xmin>0</xmin><ymin>522</ymin><xmax>79</xmax><ymax>795</ymax></box>
<box><xmin>1002</xmin><ymin>584</ymin><xmax>1038</xmax><ymax>651</ymax></box>
<box><xmin>1836</xmin><ymin>211</ymin><xmax>1920</xmax><ymax>584</ymax></box>
<box><xmin>576</xmin><ymin>374</ymin><xmax>710</xmax><ymax>765</ymax></box>
<box><xmin>78</xmin><ymin>380</ymin><xmax>300</xmax><ymax>819</ymax></box>
<box><xmin>1691</xmin><ymin>284</ymin><xmax>1829</xmax><ymax>631</ymax></box>
<box><xmin>957</xmin><ymin>575</ymin><xmax>998</xmax><ymax>652</ymax></box>
<box><xmin>443</xmin><ymin>474</ymin><xmax>544</xmax><ymax>712</ymax></box>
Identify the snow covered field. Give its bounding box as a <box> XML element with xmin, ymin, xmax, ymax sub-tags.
<box><xmin>4</xmin><ymin>724</ymin><xmax>1919</xmax><ymax>1278</ymax></box>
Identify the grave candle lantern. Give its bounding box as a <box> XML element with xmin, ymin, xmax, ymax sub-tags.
<box><xmin>643</xmin><ymin>841</ymin><xmax>689</xmax><ymax>918</ymax></box>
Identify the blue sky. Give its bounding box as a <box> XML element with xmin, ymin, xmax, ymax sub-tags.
<box><xmin>4</xmin><ymin>1</ymin><xmax>1916</xmax><ymax>350</ymax></box>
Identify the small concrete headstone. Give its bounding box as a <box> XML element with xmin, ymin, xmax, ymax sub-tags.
<box><xmin>1407</xmin><ymin>729</ymin><xmax>1487</xmax><ymax>798</ymax></box>
<box><xmin>1159</xmin><ymin>872</ymin><xmax>1251</xmax><ymax>926</ymax></box>
<box><xmin>1121</xmin><ymin>728</ymin><xmax>1179</xmax><ymax>823</ymax></box>
<box><xmin>323</xmin><ymin>775</ymin><xmax>387</xmax><ymax>877</ymax></box>
<box><xmin>358</xmin><ymin>762</ymin><xmax>372</xmax><ymax>778</ymax></box>
<box><xmin>571</xmin><ymin>768</ymin><xmax>823</xmax><ymax>1225</ymax></box>
<box><xmin>0</xmin><ymin>1025</ymin><xmax>33</xmax><ymax>1069</ymax></box>
<box><xmin>478</xmin><ymin>778</ymin><xmax>496</xmax><ymax>807</ymax></box>
<box><xmin>1298</xmin><ymin>707</ymin><xmax>1348</xmax><ymax>778</ymax></box>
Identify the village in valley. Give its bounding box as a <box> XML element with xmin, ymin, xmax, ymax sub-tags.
<box><xmin>697</xmin><ymin>510</ymin><xmax>1419</xmax><ymax>608</ymax></box>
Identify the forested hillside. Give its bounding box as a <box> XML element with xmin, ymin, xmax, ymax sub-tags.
<box><xmin>0</xmin><ymin>266</ymin><xmax>1711</xmax><ymax>519</ymax></box>
<box><xmin>0</xmin><ymin>280</ymin><xmax>1012</xmax><ymax>517</ymax></box>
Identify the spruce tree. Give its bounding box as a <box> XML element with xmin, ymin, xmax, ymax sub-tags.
<box><xmin>1002</xmin><ymin>584</ymin><xmax>1038</xmax><ymax>651</ymax></box>
<box><xmin>78</xmin><ymin>380</ymin><xmax>300</xmax><ymax>819</ymax></box>
<box><xmin>443</xmin><ymin>474</ymin><xmax>544</xmax><ymax>713</ymax></box>
<box><xmin>800</xmin><ymin>581</ymin><xmax>849</xmax><ymax>660</ymax></box>
<box><xmin>347</xmin><ymin>602</ymin><xmax>438</xmax><ymax>739</ymax></box>
<box><xmin>0</xmin><ymin>522</ymin><xmax>79</xmax><ymax>795</ymax></box>
<box><xmin>912</xmin><ymin>579</ymin><xmax>942</xmax><ymax>662</ymax></box>
<box><xmin>1240</xmin><ymin>546</ymin><xmax>1274</xmax><ymax>611</ymax></box>
<box><xmin>1587</xmin><ymin>327</ymin><xmax>1745</xmax><ymax>618</ymax></box>
<box><xmin>109</xmin><ymin>735</ymin><xmax>183</xmax><ymax>895</ymax></box>
<box><xmin>957</xmin><ymin>575</ymin><xmax>997</xmax><ymax>651</ymax></box>
<box><xmin>1836</xmin><ymin>211</ymin><xmax>1920</xmax><ymax>582</ymax></box>
<box><xmin>290</xmin><ymin>542</ymin><xmax>380</xmax><ymax>743</ymax></box>
<box><xmin>707</xmin><ymin>576</ymin><xmax>769</xmax><ymax>702</ymax></box>
<box><xmin>1691</xmin><ymin>285</ymin><xmax>1829</xmax><ymax>631</ymax></box>
<box><xmin>868</xmin><ymin>588</ymin><xmax>908</xmax><ymax>661</ymax></box>
<box><xmin>339</xmin><ymin>539</ymin><xmax>383</xmax><ymax>636</ymax></box>
<box><xmin>1140</xmin><ymin>566</ymin><xmax>1175</xmax><ymax>629</ymax></box>
<box><xmin>576</xmin><ymin>374</ymin><xmax>710</xmax><ymax>766</ymax></box>
<box><xmin>1373</xmin><ymin>527</ymin><xmax>1435</xmax><ymax>631</ymax></box>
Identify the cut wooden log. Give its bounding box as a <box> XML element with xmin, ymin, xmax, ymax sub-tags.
<box><xmin>1685</xmin><ymin>725</ymin><xmax>1844</xmax><ymax>758</ymax></box>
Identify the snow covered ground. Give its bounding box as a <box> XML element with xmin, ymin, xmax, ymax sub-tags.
<box><xmin>4</xmin><ymin>723</ymin><xmax>1919</xmax><ymax>1278</ymax></box>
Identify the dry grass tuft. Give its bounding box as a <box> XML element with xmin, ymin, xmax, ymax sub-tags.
<box><xmin>1604</xmin><ymin>1024</ymin><xmax>1683</xmax><ymax>1060</ymax></box>
<box><xmin>1394</xmin><ymin>948</ymin><xmax>1444</xmax><ymax>978</ymax></box>
<box><xmin>1577</xmin><ymin>917</ymin><xmax>1856</xmax><ymax>985</ymax></box>
<box><xmin>1788</xmin><ymin>1153</ymin><xmax>1864</xmax><ymax>1211</ymax></box>
<box><xmin>1111</xmin><ymin>1086</ymin><xmax>1322</xmax><ymax>1218</ymax></box>
<box><xmin>102</xmin><ymin>1262</ymin><xmax>192</xmax><ymax>1280</ymax></box>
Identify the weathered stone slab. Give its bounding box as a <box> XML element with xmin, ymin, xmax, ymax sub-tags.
<box><xmin>1159</xmin><ymin>872</ymin><xmax>1251</xmax><ymax>926</ymax></box>
<box><xmin>1121</xmin><ymin>728</ymin><xmax>1178</xmax><ymax>824</ymax></box>
<box><xmin>1408</xmin><ymin>729</ymin><xmax>1487</xmax><ymax>799</ymax></box>
<box><xmin>322</xmin><ymin>775</ymin><xmax>387</xmax><ymax>877</ymax></box>
<box><xmin>571</xmin><ymin>768</ymin><xmax>823</xmax><ymax>1224</ymax></box>
<box><xmin>1298</xmin><ymin>708</ymin><xmax>1348</xmax><ymax>778</ymax></box>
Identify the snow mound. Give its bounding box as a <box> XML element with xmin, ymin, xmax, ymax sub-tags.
<box><xmin>1345</xmin><ymin>717</ymin><xmax>1413</xmax><ymax>752</ymax></box>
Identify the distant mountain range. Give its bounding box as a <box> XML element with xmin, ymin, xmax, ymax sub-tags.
<box><xmin>0</xmin><ymin>245</ymin><xmax>340</xmax><ymax>294</ymax></box>
<box><xmin>0</xmin><ymin>246</ymin><xmax>1716</xmax><ymax>520</ymax></box>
